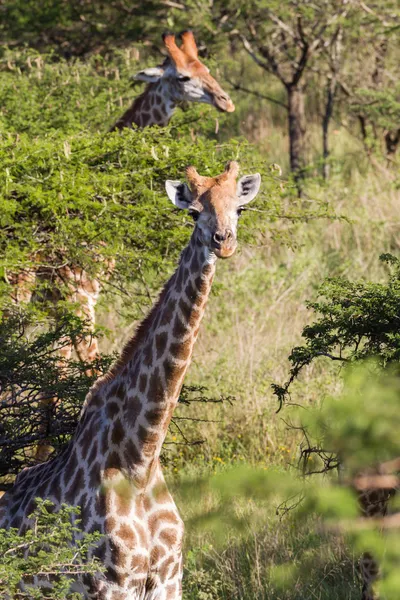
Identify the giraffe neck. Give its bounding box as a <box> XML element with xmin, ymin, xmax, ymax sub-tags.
<box><xmin>78</xmin><ymin>231</ymin><xmax>216</xmax><ymax>487</ymax></box>
<box><xmin>112</xmin><ymin>80</ymin><xmax>177</xmax><ymax>130</ymax></box>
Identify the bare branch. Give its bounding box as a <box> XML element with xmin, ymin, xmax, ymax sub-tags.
<box><xmin>268</xmin><ymin>12</ymin><xmax>296</xmax><ymax>40</ymax></box>
<box><xmin>224</xmin><ymin>77</ymin><xmax>289</xmax><ymax>110</ymax></box>
<box><xmin>238</xmin><ymin>34</ymin><xmax>273</xmax><ymax>74</ymax></box>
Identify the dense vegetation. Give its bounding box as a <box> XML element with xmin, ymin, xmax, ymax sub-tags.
<box><xmin>0</xmin><ymin>0</ymin><xmax>399</xmax><ymax>598</ymax></box>
<box><xmin>0</xmin><ymin>499</ymin><xmax>103</xmax><ymax>599</ymax></box>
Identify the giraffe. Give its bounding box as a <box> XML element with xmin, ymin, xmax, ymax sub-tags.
<box><xmin>355</xmin><ymin>460</ymin><xmax>399</xmax><ymax>600</ymax></box>
<box><xmin>0</xmin><ymin>161</ymin><xmax>261</xmax><ymax>599</ymax></box>
<box><xmin>7</xmin><ymin>254</ymin><xmax>111</xmax><ymax>367</ymax></box>
<box><xmin>110</xmin><ymin>30</ymin><xmax>235</xmax><ymax>131</ymax></box>
<box><xmin>7</xmin><ymin>259</ymin><xmax>113</xmax><ymax>463</ymax></box>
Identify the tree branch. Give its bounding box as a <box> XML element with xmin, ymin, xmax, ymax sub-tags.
<box><xmin>268</xmin><ymin>11</ymin><xmax>296</xmax><ymax>40</ymax></box>
<box><xmin>224</xmin><ymin>77</ymin><xmax>288</xmax><ymax>110</ymax></box>
<box><xmin>238</xmin><ymin>34</ymin><xmax>273</xmax><ymax>74</ymax></box>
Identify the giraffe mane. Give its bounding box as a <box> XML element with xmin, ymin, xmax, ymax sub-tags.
<box><xmin>99</xmin><ymin>279</ymin><xmax>172</xmax><ymax>385</ymax></box>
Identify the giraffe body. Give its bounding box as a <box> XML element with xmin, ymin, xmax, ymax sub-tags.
<box><xmin>356</xmin><ymin>461</ymin><xmax>399</xmax><ymax>600</ymax></box>
<box><xmin>8</xmin><ymin>256</ymin><xmax>111</xmax><ymax>367</ymax></box>
<box><xmin>0</xmin><ymin>162</ymin><xmax>261</xmax><ymax>599</ymax></box>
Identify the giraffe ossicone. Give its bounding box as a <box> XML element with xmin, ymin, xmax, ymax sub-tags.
<box><xmin>111</xmin><ymin>30</ymin><xmax>235</xmax><ymax>130</ymax></box>
<box><xmin>0</xmin><ymin>161</ymin><xmax>261</xmax><ymax>600</ymax></box>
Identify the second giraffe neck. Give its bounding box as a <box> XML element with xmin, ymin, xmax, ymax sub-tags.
<box><xmin>114</xmin><ymin>80</ymin><xmax>177</xmax><ymax>129</ymax></box>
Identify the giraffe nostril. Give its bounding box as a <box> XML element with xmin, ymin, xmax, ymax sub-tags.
<box><xmin>213</xmin><ymin>231</ymin><xmax>233</xmax><ymax>245</ymax></box>
<box><xmin>213</xmin><ymin>232</ymin><xmax>225</xmax><ymax>244</ymax></box>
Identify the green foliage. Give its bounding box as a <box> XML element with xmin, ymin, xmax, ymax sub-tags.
<box><xmin>273</xmin><ymin>254</ymin><xmax>400</xmax><ymax>410</ymax></box>
<box><xmin>0</xmin><ymin>48</ymin><xmax>135</xmax><ymax>135</ymax></box>
<box><xmin>354</xmin><ymin>85</ymin><xmax>400</xmax><ymax>135</ymax></box>
<box><xmin>179</xmin><ymin>363</ymin><xmax>400</xmax><ymax>598</ymax></box>
<box><xmin>0</xmin><ymin>1</ymin><xmax>166</xmax><ymax>57</ymax></box>
<box><xmin>0</xmin><ymin>499</ymin><xmax>103</xmax><ymax>598</ymax></box>
<box><xmin>0</xmin><ymin>306</ymin><xmax>112</xmax><ymax>483</ymax></box>
<box><xmin>300</xmin><ymin>363</ymin><xmax>400</xmax><ymax>473</ymax></box>
<box><xmin>184</xmin><ymin>546</ymin><xmax>224</xmax><ymax>600</ymax></box>
<box><xmin>0</xmin><ymin>48</ymin><xmax>301</xmax><ymax>319</ymax></box>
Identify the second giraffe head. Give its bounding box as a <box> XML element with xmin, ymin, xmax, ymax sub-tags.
<box><xmin>134</xmin><ymin>31</ymin><xmax>235</xmax><ymax>114</ymax></box>
<box><xmin>166</xmin><ymin>161</ymin><xmax>261</xmax><ymax>259</ymax></box>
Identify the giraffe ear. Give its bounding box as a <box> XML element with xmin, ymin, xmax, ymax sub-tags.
<box><xmin>165</xmin><ymin>181</ymin><xmax>192</xmax><ymax>210</ymax></box>
<box><xmin>236</xmin><ymin>174</ymin><xmax>261</xmax><ymax>205</ymax></box>
<box><xmin>133</xmin><ymin>67</ymin><xmax>165</xmax><ymax>83</ymax></box>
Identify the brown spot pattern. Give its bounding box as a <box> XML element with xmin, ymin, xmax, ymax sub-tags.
<box><xmin>159</xmin><ymin>527</ymin><xmax>178</xmax><ymax>546</ymax></box>
<box><xmin>125</xmin><ymin>438</ymin><xmax>141</xmax><ymax>464</ymax></box>
<box><xmin>139</xmin><ymin>373</ymin><xmax>147</xmax><ymax>393</ymax></box>
<box><xmin>65</xmin><ymin>467</ymin><xmax>84</xmax><ymax>502</ymax></box>
<box><xmin>153</xmin><ymin>108</ymin><xmax>162</xmax><ymax>122</ymax></box>
<box><xmin>185</xmin><ymin>280</ymin><xmax>196</xmax><ymax>301</ymax></box>
<box><xmin>178</xmin><ymin>297</ymin><xmax>191</xmax><ymax>322</ymax></box>
<box><xmin>147</xmin><ymin>368</ymin><xmax>164</xmax><ymax>403</ymax></box>
<box><xmin>172</xmin><ymin>314</ymin><xmax>186</xmax><ymax>338</ymax></box>
<box><xmin>105</xmin><ymin>451</ymin><xmax>122</xmax><ymax>471</ymax></box>
<box><xmin>106</xmin><ymin>401</ymin><xmax>120</xmax><ymax>419</ymax></box>
<box><xmin>131</xmin><ymin>554</ymin><xmax>148</xmax><ymax>572</ymax></box>
<box><xmin>170</xmin><ymin>339</ymin><xmax>191</xmax><ymax>361</ymax></box>
<box><xmin>155</xmin><ymin>331</ymin><xmax>168</xmax><ymax>359</ymax></box>
<box><xmin>89</xmin><ymin>462</ymin><xmax>101</xmax><ymax>489</ymax></box>
<box><xmin>111</xmin><ymin>419</ymin><xmax>125</xmax><ymax>445</ymax></box>
<box><xmin>117</xmin><ymin>523</ymin><xmax>136</xmax><ymax>546</ymax></box>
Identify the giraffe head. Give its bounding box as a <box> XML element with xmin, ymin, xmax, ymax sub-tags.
<box><xmin>134</xmin><ymin>31</ymin><xmax>235</xmax><ymax>114</ymax></box>
<box><xmin>166</xmin><ymin>161</ymin><xmax>261</xmax><ymax>259</ymax></box>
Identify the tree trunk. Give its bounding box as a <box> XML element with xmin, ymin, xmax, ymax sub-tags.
<box><xmin>287</xmin><ymin>85</ymin><xmax>307</xmax><ymax>188</ymax></box>
<box><xmin>322</xmin><ymin>75</ymin><xmax>337</xmax><ymax>180</ymax></box>
<box><xmin>384</xmin><ymin>129</ymin><xmax>400</xmax><ymax>157</ymax></box>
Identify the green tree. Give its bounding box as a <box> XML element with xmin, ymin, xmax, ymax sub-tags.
<box><xmin>0</xmin><ymin>499</ymin><xmax>103</xmax><ymax>599</ymax></box>
<box><xmin>179</xmin><ymin>363</ymin><xmax>400</xmax><ymax>598</ymax></box>
<box><xmin>0</xmin><ymin>307</ymin><xmax>112</xmax><ymax>487</ymax></box>
<box><xmin>169</xmin><ymin>0</ymin><xmax>353</xmax><ymax>182</ymax></box>
<box><xmin>337</xmin><ymin>4</ymin><xmax>400</xmax><ymax>159</ymax></box>
<box><xmin>273</xmin><ymin>253</ymin><xmax>400</xmax><ymax>416</ymax></box>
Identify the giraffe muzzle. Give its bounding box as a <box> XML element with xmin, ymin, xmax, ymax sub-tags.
<box><xmin>211</xmin><ymin>230</ymin><xmax>237</xmax><ymax>258</ymax></box>
<box><xmin>214</xmin><ymin>94</ymin><xmax>235</xmax><ymax>113</ymax></box>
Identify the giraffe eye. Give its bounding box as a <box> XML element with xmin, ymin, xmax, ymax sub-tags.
<box><xmin>178</xmin><ymin>75</ymin><xmax>190</xmax><ymax>82</ymax></box>
<box><xmin>237</xmin><ymin>207</ymin><xmax>245</xmax><ymax>217</ymax></box>
<box><xmin>188</xmin><ymin>210</ymin><xmax>200</xmax><ymax>221</ymax></box>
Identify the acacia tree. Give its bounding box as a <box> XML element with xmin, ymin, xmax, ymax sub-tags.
<box><xmin>0</xmin><ymin>500</ymin><xmax>103</xmax><ymax>599</ymax></box>
<box><xmin>0</xmin><ymin>308</ymin><xmax>111</xmax><ymax>487</ymax></box>
<box><xmin>272</xmin><ymin>252</ymin><xmax>400</xmax><ymax>489</ymax></box>
<box><xmin>191</xmin><ymin>0</ymin><xmax>352</xmax><ymax>183</ymax></box>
